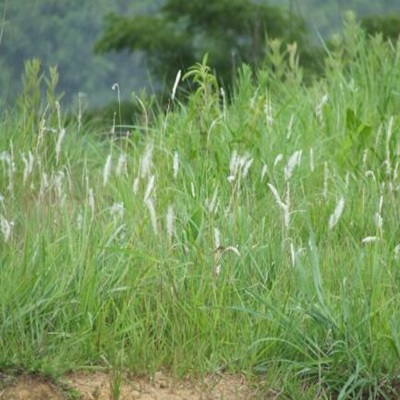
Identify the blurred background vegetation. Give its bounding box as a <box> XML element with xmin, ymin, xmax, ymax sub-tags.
<box><xmin>1</xmin><ymin>0</ymin><xmax>400</xmax><ymax>113</ymax></box>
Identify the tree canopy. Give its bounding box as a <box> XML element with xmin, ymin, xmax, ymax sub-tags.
<box><xmin>361</xmin><ymin>13</ymin><xmax>400</xmax><ymax>41</ymax></box>
<box><xmin>1</xmin><ymin>0</ymin><xmax>400</xmax><ymax>110</ymax></box>
<box><xmin>95</xmin><ymin>0</ymin><xmax>308</xmax><ymax>90</ymax></box>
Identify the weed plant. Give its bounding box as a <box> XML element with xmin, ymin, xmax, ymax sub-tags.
<box><xmin>1</xmin><ymin>15</ymin><xmax>400</xmax><ymax>398</ymax></box>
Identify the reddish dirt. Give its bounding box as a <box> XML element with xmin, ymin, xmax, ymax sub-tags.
<box><xmin>0</xmin><ymin>371</ymin><xmax>273</xmax><ymax>399</ymax></box>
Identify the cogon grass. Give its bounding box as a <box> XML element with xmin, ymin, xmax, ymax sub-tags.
<box><xmin>1</xmin><ymin>17</ymin><xmax>400</xmax><ymax>398</ymax></box>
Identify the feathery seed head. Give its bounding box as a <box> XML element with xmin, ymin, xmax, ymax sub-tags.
<box><xmin>362</xmin><ymin>236</ymin><xmax>379</xmax><ymax>244</ymax></box>
<box><xmin>284</xmin><ymin>150</ymin><xmax>302</xmax><ymax>181</ymax></box>
<box><xmin>214</xmin><ymin>227</ymin><xmax>221</xmax><ymax>250</ymax></box>
<box><xmin>103</xmin><ymin>154</ymin><xmax>112</xmax><ymax>187</ymax></box>
<box><xmin>0</xmin><ymin>214</ymin><xmax>13</xmax><ymax>243</ymax></box>
<box><xmin>261</xmin><ymin>164</ymin><xmax>268</xmax><ymax>181</ymax></box>
<box><xmin>328</xmin><ymin>197</ymin><xmax>345</xmax><ymax>230</ymax></box>
<box><xmin>206</xmin><ymin>187</ymin><xmax>219</xmax><ymax>214</ymax></box>
<box><xmin>22</xmin><ymin>151</ymin><xmax>35</xmax><ymax>185</ymax></box>
<box><xmin>133</xmin><ymin>177</ymin><xmax>140</xmax><ymax>195</ymax></box>
<box><xmin>267</xmin><ymin>183</ymin><xmax>287</xmax><ymax>211</ymax></box>
<box><xmin>273</xmin><ymin>154</ymin><xmax>283</xmax><ymax>169</ymax></box>
<box><xmin>316</xmin><ymin>94</ymin><xmax>328</xmax><ymax>124</ymax></box>
<box><xmin>145</xmin><ymin>198</ymin><xmax>158</xmax><ymax>235</ymax></box>
<box><xmin>173</xmin><ymin>151</ymin><xmax>179</xmax><ymax>179</ymax></box>
<box><xmin>88</xmin><ymin>188</ymin><xmax>95</xmax><ymax>213</ymax></box>
<box><xmin>242</xmin><ymin>157</ymin><xmax>254</xmax><ymax>178</ymax></box>
<box><xmin>144</xmin><ymin>175</ymin><xmax>155</xmax><ymax>203</ymax></box>
<box><xmin>229</xmin><ymin>150</ymin><xmax>238</xmax><ymax>177</ymax></box>
<box><xmin>264</xmin><ymin>98</ymin><xmax>274</xmax><ymax>128</ymax></box>
<box><xmin>140</xmin><ymin>143</ymin><xmax>153</xmax><ymax>178</ymax></box>
<box><xmin>171</xmin><ymin>70</ymin><xmax>181</xmax><ymax>101</ymax></box>
<box><xmin>166</xmin><ymin>205</ymin><xmax>175</xmax><ymax>240</ymax></box>
<box><xmin>116</xmin><ymin>153</ymin><xmax>127</xmax><ymax>177</ymax></box>
<box><xmin>190</xmin><ymin>182</ymin><xmax>196</xmax><ymax>198</ymax></box>
<box><xmin>56</xmin><ymin>128</ymin><xmax>66</xmax><ymax>165</ymax></box>
<box><xmin>374</xmin><ymin>212</ymin><xmax>383</xmax><ymax>230</ymax></box>
<box><xmin>395</xmin><ymin>244</ymin><xmax>400</xmax><ymax>260</ymax></box>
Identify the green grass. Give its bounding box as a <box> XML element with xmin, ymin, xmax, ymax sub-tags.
<box><xmin>1</xmin><ymin>19</ymin><xmax>400</xmax><ymax>398</ymax></box>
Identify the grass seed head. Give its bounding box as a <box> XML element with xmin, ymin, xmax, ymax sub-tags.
<box><xmin>22</xmin><ymin>151</ymin><xmax>35</xmax><ymax>185</ymax></box>
<box><xmin>171</xmin><ymin>69</ymin><xmax>181</xmax><ymax>101</ymax></box>
<box><xmin>395</xmin><ymin>244</ymin><xmax>400</xmax><ymax>260</ymax></box>
<box><xmin>116</xmin><ymin>153</ymin><xmax>127</xmax><ymax>177</ymax></box>
<box><xmin>103</xmin><ymin>154</ymin><xmax>112</xmax><ymax>187</ymax></box>
<box><xmin>316</xmin><ymin>94</ymin><xmax>328</xmax><ymax>124</ymax></box>
<box><xmin>166</xmin><ymin>205</ymin><xmax>175</xmax><ymax>241</ymax></box>
<box><xmin>374</xmin><ymin>212</ymin><xmax>383</xmax><ymax>230</ymax></box>
<box><xmin>56</xmin><ymin>128</ymin><xmax>66</xmax><ymax>165</ymax></box>
<box><xmin>267</xmin><ymin>183</ymin><xmax>286</xmax><ymax>211</ymax></box>
<box><xmin>261</xmin><ymin>164</ymin><xmax>268</xmax><ymax>181</ymax></box>
<box><xmin>190</xmin><ymin>182</ymin><xmax>195</xmax><ymax>198</ymax></box>
<box><xmin>385</xmin><ymin>116</ymin><xmax>394</xmax><ymax>177</ymax></box>
<box><xmin>0</xmin><ymin>214</ymin><xmax>14</xmax><ymax>243</ymax></box>
<box><xmin>289</xmin><ymin>242</ymin><xmax>296</xmax><ymax>267</ymax></box>
<box><xmin>39</xmin><ymin>172</ymin><xmax>49</xmax><ymax>198</ymax></box>
<box><xmin>214</xmin><ymin>227</ymin><xmax>221</xmax><ymax>250</ymax></box>
<box><xmin>133</xmin><ymin>177</ymin><xmax>140</xmax><ymax>195</ymax></box>
<box><xmin>229</xmin><ymin>150</ymin><xmax>238</xmax><ymax>178</ymax></box>
<box><xmin>144</xmin><ymin>175</ymin><xmax>155</xmax><ymax>203</ymax></box>
<box><xmin>264</xmin><ymin>98</ymin><xmax>274</xmax><ymax>128</ymax></box>
<box><xmin>284</xmin><ymin>150</ymin><xmax>302</xmax><ymax>181</ymax></box>
<box><xmin>273</xmin><ymin>154</ymin><xmax>283</xmax><ymax>169</ymax></box>
<box><xmin>140</xmin><ymin>143</ymin><xmax>153</xmax><ymax>178</ymax></box>
<box><xmin>54</xmin><ymin>170</ymin><xmax>66</xmax><ymax>204</ymax></box>
<box><xmin>173</xmin><ymin>151</ymin><xmax>179</xmax><ymax>179</ymax></box>
<box><xmin>309</xmin><ymin>148</ymin><xmax>314</xmax><ymax>172</ymax></box>
<box><xmin>362</xmin><ymin>236</ymin><xmax>380</xmax><ymax>244</ymax></box>
<box><xmin>328</xmin><ymin>197</ymin><xmax>345</xmax><ymax>230</ymax></box>
<box><xmin>88</xmin><ymin>188</ymin><xmax>95</xmax><ymax>214</ymax></box>
<box><xmin>145</xmin><ymin>198</ymin><xmax>158</xmax><ymax>235</ymax></box>
<box><xmin>242</xmin><ymin>157</ymin><xmax>254</xmax><ymax>178</ymax></box>
<box><xmin>206</xmin><ymin>187</ymin><xmax>219</xmax><ymax>214</ymax></box>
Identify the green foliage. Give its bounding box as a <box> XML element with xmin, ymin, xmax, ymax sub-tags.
<box><xmin>2</xmin><ymin>0</ymin><xmax>400</xmax><ymax>111</ymax></box>
<box><xmin>14</xmin><ymin>59</ymin><xmax>64</xmax><ymax>163</ymax></box>
<box><xmin>361</xmin><ymin>13</ymin><xmax>400</xmax><ymax>41</ymax></box>
<box><xmin>288</xmin><ymin>0</ymin><xmax>400</xmax><ymax>40</ymax></box>
<box><xmin>2</xmin><ymin>18</ymin><xmax>400</xmax><ymax>398</ymax></box>
<box><xmin>182</xmin><ymin>54</ymin><xmax>220</xmax><ymax>135</ymax></box>
<box><xmin>95</xmin><ymin>0</ymin><xmax>308</xmax><ymax>91</ymax></box>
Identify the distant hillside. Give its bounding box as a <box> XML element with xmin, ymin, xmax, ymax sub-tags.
<box><xmin>0</xmin><ymin>0</ymin><xmax>155</xmax><ymax>108</ymax></box>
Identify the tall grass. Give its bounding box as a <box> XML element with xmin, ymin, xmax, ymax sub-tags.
<box><xmin>1</xmin><ymin>16</ymin><xmax>400</xmax><ymax>398</ymax></box>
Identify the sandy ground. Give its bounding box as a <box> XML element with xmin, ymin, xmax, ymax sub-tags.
<box><xmin>0</xmin><ymin>371</ymin><xmax>274</xmax><ymax>399</ymax></box>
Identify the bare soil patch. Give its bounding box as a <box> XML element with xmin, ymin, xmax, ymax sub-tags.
<box><xmin>0</xmin><ymin>371</ymin><xmax>272</xmax><ymax>399</ymax></box>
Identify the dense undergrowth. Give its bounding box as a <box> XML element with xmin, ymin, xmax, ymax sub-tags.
<box><xmin>1</xmin><ymin>15</ymin><xmax>400</xmax><ymax>399</ymax></box>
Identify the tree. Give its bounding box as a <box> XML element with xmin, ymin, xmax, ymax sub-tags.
<box><xmin>360</xmin><ymin>13</ymin><xmax>400</xmax><ymax>42</ymax></box>
<box><xmin>95</xmin><ymin>0</ymin><xmax>308</xmax><ymax>92</ymax></box>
